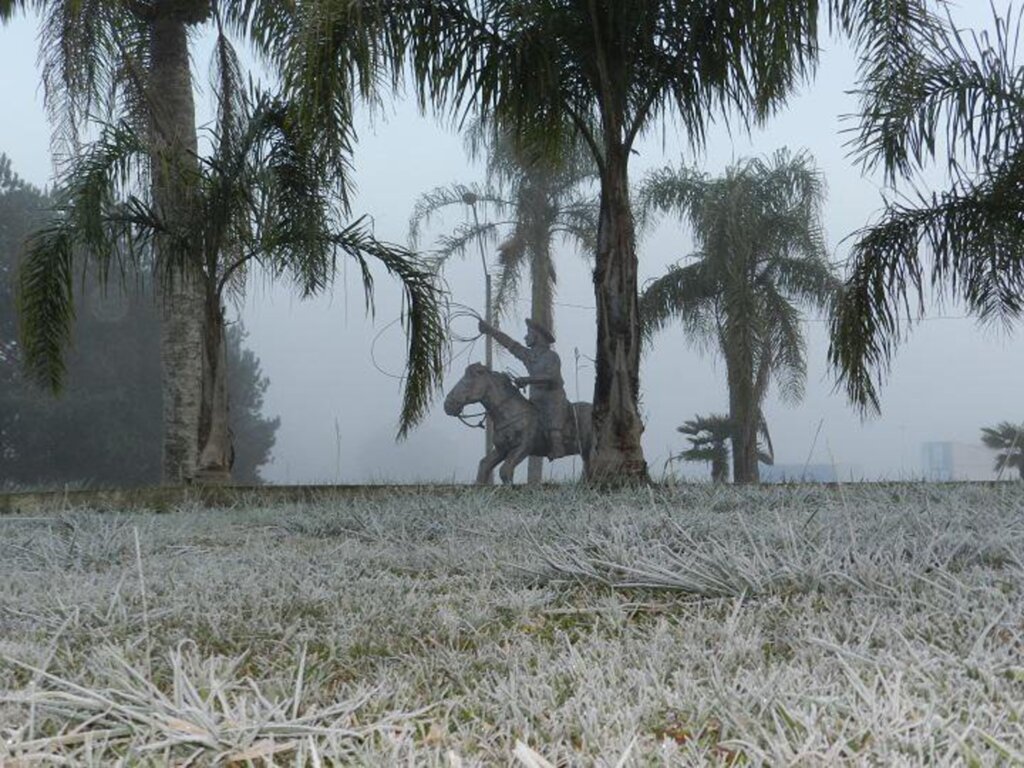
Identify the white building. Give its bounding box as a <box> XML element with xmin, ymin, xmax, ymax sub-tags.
<box><xmin>921</xmin><ymin>441</ymin><xmax>1001</xmax><ymax>481</ymax></box>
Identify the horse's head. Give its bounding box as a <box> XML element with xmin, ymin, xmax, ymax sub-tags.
<box><xmin>444</xmin><ymin>363</ymin><xmax>492</xmax><ymax>416</ymax></box>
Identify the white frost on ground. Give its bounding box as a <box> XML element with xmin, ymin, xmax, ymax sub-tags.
<box><xmin>1</xmin><ymin>484</ymin><xmax>1022</xmax><ymax>765</ymax></box>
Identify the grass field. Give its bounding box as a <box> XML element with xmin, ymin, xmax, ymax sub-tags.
<box><xmin>1</xmin><ymin>484</ymin><xmax>1023</xmax><ymax>765</ymax></box>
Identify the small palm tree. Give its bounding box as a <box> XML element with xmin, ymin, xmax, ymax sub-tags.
<box><xmin>18</xmin><ymin>82</ymin><xmax>446</xmax><ymax>482</ymax></box>
<box><xmin>676</xmin><ymin>414</ymin><xmax>732</xmax><ymax>484</ymax></box>
<box><xmin>640</xmin><ymin>149</ymin><xmax>840</xmax><ymax>483</ymax></box>
<box><xmin>981</xmin><ymin>422</ymin><xmax>1024</xmax><ymax>480</ymax></box>
<box><xmin>675</xmin><ymin>413</ymin><xmax>774</xmax><ymax>484</ymax></box>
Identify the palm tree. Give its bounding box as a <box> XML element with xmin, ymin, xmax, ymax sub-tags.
<box><xmin>981</xmin><ymin>422</ymin><xmax>1024</xmax><ymax>480</ymax></box>
<box><xmin>2</xmin><ymin>1</ymin><xmax>437</xmax><ymax>481</ymax></box>
<box><xmin>640</xmin><ymin>150</ymin><xmax>840</xmax><ymax>483</ymax></box>
<box><xmin>409</xmin><ymin>122</ymin><xmax>597</xmax><ymax>482</ymax></box>
<box><xmin>17</xmin><ymin>81</ymin><xmax>446</xmax><ymax>482</ymax></box>
<box><xmin>675</xmin><ymin>413</ymin><xmax>773</xmax><ymax>483</ymax></box>
<box><xmin>1</xmin><ymin>0</ymin><xmax>233</xmax><ymax>481</ymax></box>
<box><xmin>274</xmin><ymin>0</ymin><xmax>935</xmax><ymax>485</ymax></box>
<box><xmin>830</xmin><ymin>7</ymin><xmax>1024</xmax><ymax>411</ymax></box>
<box><xmin>676</xmin><ymin>414</ymin><xmax>731</xmax><ymax>483</ymax></box>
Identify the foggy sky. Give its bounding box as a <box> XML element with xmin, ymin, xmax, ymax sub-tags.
<box><xmin>2</xmin><ymin>3</ymin><xmax>1021</xmax><ymax>484</ymax></box>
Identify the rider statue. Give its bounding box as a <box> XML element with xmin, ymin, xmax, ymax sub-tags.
<box><xmin>478</xmin><ymin>317</ymin><xmax>570</xmax><ymax>460</ymax></box>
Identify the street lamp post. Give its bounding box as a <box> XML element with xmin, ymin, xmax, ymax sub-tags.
<box><xmin>462</xmin><ymin>192</ymin><xmax>495</xmax><ymax>482</ymax></box>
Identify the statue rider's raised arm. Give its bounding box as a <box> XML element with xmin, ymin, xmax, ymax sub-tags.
<box><xmin>478</xmin><ymin>319</ymin><xmax>530</xmax><ymax>365</ymax></box>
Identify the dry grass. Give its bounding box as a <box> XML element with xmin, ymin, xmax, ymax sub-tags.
<box><xmin>1</xmin><ymin>484</ymin><xmax>1022</xmax><ymax>765</ymax></box>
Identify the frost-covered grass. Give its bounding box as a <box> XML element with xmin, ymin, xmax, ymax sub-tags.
<box><xmin>1</xmin><ymin>484</ymin><xmax>1023</xmax><ymax>765</ymax></box>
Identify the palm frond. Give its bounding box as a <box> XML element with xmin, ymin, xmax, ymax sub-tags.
<box><xmin>638</xmin><ymin>260</ymin><xmax>718</xmax><ymax>346</ymax></box>
<box><xmin>37</xmin><ymin>0</ymin><xmax>151</xmax><ymax>159</ymax></box>
<box><xmin>331</xmin><ymin>220</ymin><xmax>448</xmax><ymax>437</ymax></box>
<box><xmin>637</xmin><ymin>165</ymin><xmax>710</xmax><ymax>226</ymax></box>
<box><xmin>981</xmin><ymin>421</ymin><xmax>1024</xmax><ymax>450</ymax></box>
<box><xmin>758</xmin><ymin>284</ymin><xmax>807</xmax><ymax>404</ymax></box>
<box><xmin>15</xmin><ymin>119</ymin><xmax>165</xmax><ymax>391</ymax></box>
<box><xmin>263</xmin><ymin>0</ymin><xmax>406</xmax><ymax>187</ymax></box>
<box><xmin>676</xmin><ymin>413</ymin><xmax>732</xmax><ymax>467</ymax></box>
<box><xmin>553</xmin><ymin>197</ymin><xmax>599</xmax><ymax>254</ymax></box>
<box><xmin>0</xmin><ymin>0</ymin><xmax>29</xmax><ymax>20</ymax></box>
<box><xmin>829</xmin><ymin>155</ymin><xmax>1024</xmax><ymax>412</ymax></box>
<box><xmin>433</xmin><ymin>219</ymin><xmax>510</xmax><ymax>267</ymax></box>
<box><xmin>980</xmin><ymin>421</ymin><xmax>1024</xmax><ymax>476</ymax></box>
<box><xmin>211</xmin><ymin>22</ymin><xmax>249</xmax><ymax>154</ymax></box>
<box><xmin>770</xmin><ymin>254</ymin><xmax>842</xmax><ymax>313</ymax></box>
<box><xmin>407</xmin><ymin>183</ymin><xmax>511</xmax><ymax>248</ymax></box>
<box><xmin>492</xmin><ymin>228</ymin><xmax>527</xmax><ymax>322</ymax></box>
<box><xmin>16</xmin><ymin>224</ymin><xmax>76</xmax><ymax>392</ymax></box>
<box><xmin>848</xmin><ymin>2</ymin><xmax>1020</xmax><ymax>182</ymax></box>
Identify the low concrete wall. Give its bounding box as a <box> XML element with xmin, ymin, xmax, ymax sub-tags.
<box><xmin>0</xmin><ymin>480</ymin><xmax>1013</xmax><ymax>516</ymax></box>
<box><xmin>0</xmin><ymin>484</ymin><xmax>471</xmax><ymax>515</ymax></box>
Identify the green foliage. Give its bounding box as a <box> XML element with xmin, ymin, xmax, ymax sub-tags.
<box><xmin>16</xmin><ymin>75</ymin><xmax>447</xmax><ymax>437</ymax></box>
<box><xmin>831</xmin><ymin>6</ymin><xmax>1024</xmax><ymax>412</ymax></box>
<box><xmin>980</xmin><ymin>421</ymin><xmax>1024</xmax><ymax>480</ymax></box>
<box><xmin>0</xmin><ymin>153</ymin><xmax>279</xmax><ymax>486</ymax></box>
<box><xmin>270</xmin><ymin>0</ymin><xmax>934</xmax><ymax>480</ymax></box>
<box><xmin>226</xmin><ymin>325</ymin><xmax>280</xmax><ymax>484</ymax></box>
<box><xmin>675</xmin><ymin>413</ymin><xmax>774</xmax><ymax>483</ymax></box>
<box><xmin>676</xmin><ymin>414</ymin><xmax>733</xmax><ymax>483</ymax></box>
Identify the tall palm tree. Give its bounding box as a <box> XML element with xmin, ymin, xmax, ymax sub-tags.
<box><xmin>830</xmin><ymin>7</ymin><xmax>1024</xmax><ymax>411</ymax></box>
<box><xmin>17</xmin><ymin>80</ymin><xmax>446</xmax><ymax>482</ymax></box>
<box><xmin>981</xmin><ymin>422</ymin><xmax>1024</xmax><ymax>480</ymax></box>
<box><xmin>640</xmin><ymin>150</ymin><xmax>840</xmax><ymax>483</ymax></box>
<box><xmin>274</xmin><ymin>0</ymin><xmax>935</xmax><ymax>485</ymax></box>
<box><xmin>1</xmin><ymin>0</ymin><xmax>229</xmax><ymax>481</ymax></box>
<box><xmin>675</xmin><ymin>413</ymin><xmax>773</xmax><ymax>483</ymax></box>
<box><xmin>409</xmin><ymin>122</ymin><xmax>597</xmax><ymax>482</ymax></box>
<box><xmin>0</xmin><ymin>0</ymin><xmax>237</xmax><ymax>481</ymax></box>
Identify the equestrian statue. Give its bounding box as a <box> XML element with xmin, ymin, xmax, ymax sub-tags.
<box><xmin>443</xmin><ymin>318</ymin><xmax>592</xmax><ymax>484</ymax></box>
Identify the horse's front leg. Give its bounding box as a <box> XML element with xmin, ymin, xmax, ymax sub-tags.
<box><xmin>476</xmin><ymin>447</ymin><xmax>507</xmax><ymax>485</ymax></box>
<box><xmin>498</xmin><ymin>441</ymin><xmax>532</xmax><ymax>486</ymax></box>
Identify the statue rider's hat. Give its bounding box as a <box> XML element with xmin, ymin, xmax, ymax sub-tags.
<box><xmin>525</xmin><ymin>318</ymin><xmax>555</xmax><ymax>344</ymax></box>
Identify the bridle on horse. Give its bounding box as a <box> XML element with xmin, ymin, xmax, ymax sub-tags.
<box><xmin>458</xmin><ymin>411</ymin><xmax>487</xmax><ymax>430</ymax></box>
<box><xmin>457</xmin><ymin>370</ymin><xmax>530</xmax><ymax>433</ymax></box>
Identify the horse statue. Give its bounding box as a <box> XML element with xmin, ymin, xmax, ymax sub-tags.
<box><xmin>444</xmin><ymin>362</ymin><xmax>593</xmax><ymax>484</ymax></box>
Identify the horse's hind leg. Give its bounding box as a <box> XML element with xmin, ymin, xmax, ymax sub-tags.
<box><xmin>476</xmin><ymin>448</ymin><xmax>506</xmax><ymax>485</ymax></box>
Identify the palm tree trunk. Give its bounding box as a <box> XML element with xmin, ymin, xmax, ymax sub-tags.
<box><xmin>727</xmin><ymin>359</ymin><xmax>760</xmax><ymax>484</ymax></box>
<box><xmin>149</xmin><ymin>5</ymin><xmax>207</xmax><ymax>483</ymax></box>
<box><xmin>711</xmin><ymin>453</ymin><xmax>729</xmax><ymax>483</ymax></box>
<box><xmin>527</xmin><ymin>237</ymin><xmax>554</xmax><ymax>485</ymax></box>
<box><xmin>588</xmin><ymin>139</ymin><xmax>648</xmax><ymax>485</ymax></box>
<box><xmin>195</xmin><ymin>298</ymin><xmax>233</xmax><ymax>483</ymax></box>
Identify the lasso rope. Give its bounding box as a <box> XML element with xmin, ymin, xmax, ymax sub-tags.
<box><xmin>368</xmin><ymin>302</ymin><xmax>527</xmax><ymax>431</ymax></box>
